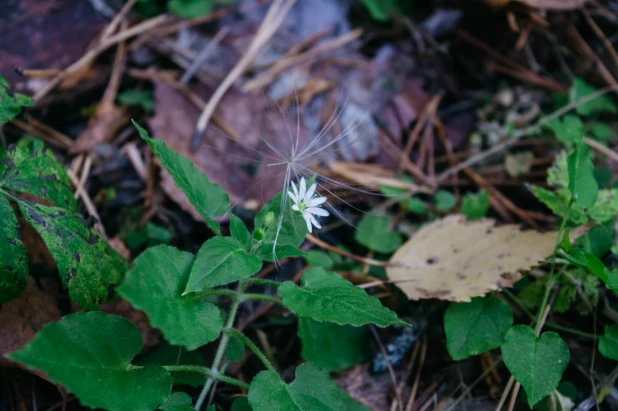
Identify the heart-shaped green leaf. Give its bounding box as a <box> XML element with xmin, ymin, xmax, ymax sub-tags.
<box><xmin>230</xmin><ymin>213</ymin><xmax>251</xmax><ymax>251</ymax></box>
<box><xmin>502</xmin><ymin>325</ymin><xmax>569</xmax><ymax>407</ymax></box>
<box><xmin>134</xmin><ymin>121</ymin><xmax>229</xmax><ymax>233</ymax></box>
<box><xmin>298</xmin><ymin>317</ymin><xmax>368</xmax><ymax>371</ymax></box>
<box><xmin>354</xmin><ymin>214</ymin><xmax>401</xmax><ymax>253</ymax></box>
<box><xmin>18</xmin><ymin>201</ymin><xmax>127</xmax><ymax>310</ymax></box>
<box><xmin>444</xmin><ymin>297</ymin><xmax>513</xmax><ymax>360</ymax></box>
<box><xmin>117</xmin><ymin>245</ymin><xmax>222</xmax><ymax>350</ymax></box>
<box><xmin>8</xmin><ymin>312</ymin><xmax>171</xmax><ymax>411</ymax></box>
<box><xmin>278</xmin><ymin>268</ymin><xmax>407</xmax><ymax>327</ymax></box>
<box><xmin>248</xmin><ymin>362</ymin><xmax>341</xmax><ymax>410</ymax></box>
<box><xmin>184</xmin><ymin>237</ymin><xmax>262</xmax><ymax>293</ymax></box>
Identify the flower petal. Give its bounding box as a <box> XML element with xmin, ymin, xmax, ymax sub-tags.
<box><xmin>307</xmin><ymin>196</ymin><xmax>327</xmax><ymax>207</ymax></box>
<box><xmin>304</xmin><ymin>183</ymin><xmax>317</xmax><ymax>203</ymax></box>
<box><xmin>299</xmin><ymin>177</ymin><xmax>307</xmax><ymax>199</ymax></box>
<box><xmin>288</xmin><ymin>190</ymin><xmax>298</xmax><ymax>203</ymax></box>
<box><xmin>291</xmin><ymin>181</ymin><xmax>299</xmax><ymax>199</ymax></box>
<box><xmin>309</xmin><ymin>214</ymin><xmax>321</xmax><ymax>229</ymax></box>
<box><xmin>292</xmin><ymin>204</ymin><xmax>300</xmax><ymax>211</ymax></box>
<box><xmin>302</xmin><ymin>212</ymin><xmax>313</xmax><ymax>233</ymax></box>
<box><xmin>306</xmin><ymin>207</ymin><xmax>329</xmax><ymax>217</ymax></box>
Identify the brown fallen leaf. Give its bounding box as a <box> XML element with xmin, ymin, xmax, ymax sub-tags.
<box><xmin>70</xmin><ymin>98</ymin><xmax>129</xmax><ymax>154</ymax></box>
<box><xmin>334</xmin><ymin>364</ymin><xmax>398</xmax><ymax>410</ymax></box>
<box><xmin>149</xmin><ymin>80</ymin><xmax>310</xmax><ymax>217</ymax></box>
<box><xmin>387</xmin><ymin>215</ymin><xmax>585</xmax><ymax>301</ymax></box>
<box><xmin>0</xmin><ymin>278</ymin><xmax>61</xmax><ymax>360</ymax></box>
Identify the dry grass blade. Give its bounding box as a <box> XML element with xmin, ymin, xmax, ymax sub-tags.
<box><xmin>386</xmin><ymin>215</ymin><xmax>586</xmax><ymax>301</ymax></box>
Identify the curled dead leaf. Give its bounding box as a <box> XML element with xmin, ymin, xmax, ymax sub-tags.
<box><xmin>387</xmin><ymin>215</ymin><xmax>586</xmax><ymax>301</ymax></box>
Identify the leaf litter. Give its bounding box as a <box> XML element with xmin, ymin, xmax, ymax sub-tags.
<box><xmin>387</xmin><ymin>215</ymin><xmax>587</xmax><ymax>301</ymax></box>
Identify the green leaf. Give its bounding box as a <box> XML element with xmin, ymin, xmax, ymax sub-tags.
<box><xmin>253</xmin><ymin>193</ymin><xmax>307</xmax><ymax>255</ymax></box>
<box><xmin>304</xmin><ymin>250</ymin><xmax>337</xmax><ymax>269</ymax></box>
<box><xmin>168</xmin><ymin>0</ymin><xmax>215</xmax><ymax>18</ymax></box>
<box><xmin>117</xmin><ymin>89</ymin><xmax>154</xmax><ymax>112</ymax></box>
<box><xmin>589</xmin><ymin>123</ymin><xmax>614</xmax><ymax>142</ymax></box>
<box><xmin>599</xmin><ymin>325</ymin><xmax>618</xmax><ymax>361</ymax></box>
<box><xmin>248</xmin><ymin>362</ymin><xmax>341</xmax><ymax>410</ymax></box>
<box><xmin>278</xmin><ymin>268</ymin><xmax>406</xmax><ymax>327</ymax></box>
<box><xmin>230</xmin><ymin>213</ymin><xmax>251</xmax><ymax>251</ymax></box>
<box><xmin>8</xmin><ymin>312</ymin><xmax>171</xmax><ymax>411</ymax></box>
<box><xmin>545</xmin><ymin>115</ymin><xmax>583</xmax><ymax>145</ymax></box>
<box><xmin>444</xmin><ymin>297</ymin><xmax>513</xmax><ymax>360</ymax></box>
<box><xmin>0</xmin><ymin>78</ymin><xmax>34</xmax><ymax>123</ymax></box>
<box><xmin>567</xmin><ymin>141</ymin><xmax>598</xmax><ymax>209</ymax></box>
<box><xmin>461</xmin><ymin>190</ymin><xmax>489</xmax><ymax>221</ymax></box>
<box><xmin>225</xmin><ymin>334</ymin><xmax>245</xmax><ymax>363</ymax></box>
<box><xmin>134</xmin><ymin>343</ymin><xmax>207</xmax><ymax>387</ymax></box>
<box><xmin>573</xmin><ymin>220</ymin><xmax>614</xmax><ymax>257</ymax></box>
<box><xmin>298</xmin><ymin>317</ymin><xmax>368</xmax><ymax>371</ymax></box>
<box><xmin>117</xmin><ymin>245</ymin><xmax>222</xmax><ymax>350</ymax></box>
<box><xmin>134</xmin><ymin>121</ymin><xmax>229</xmax><ymax>233</ymax></box>
<box><xmin>255</xmin><ymin>243</ymin><xmax>305</xmax><ymax>262</ymax></box>
<box><xmin>159</xmin><ymin>392</ymin><xmax>194</xmax><ymax>411</ymax></box>
<box><xmin>0</xmin><ymin>195</ymin><xmax>27</xmax><ymax>303</ymax></box>
<box><xmin>231</xmin><ymin>397</ymin><xmax>252</xmax><ymax>411</ymax></box>
<box><xmin>434</xmin><ymin>190</ymin><xmax>457</xmax><ymax>211</ymax></box>
<box><xmin>0</xmin><ymin>139</ymin><xmax>77</xmax><ymax>211</ymax></box>
<box><xmin>501</xmin><ymin>325</ymin><xmax>569</xmax><ymax>407</ymax></box>
<box><xmin>124</xmin><ymin>222</ymin><xmax>173</xmax><ymax>250</ymax></box>
<box><xmin>184</xmin><ymin>237</ymin><xmax>262</xmax><ymax>293</ymax></box>
<box><xmin>336</xmin><ymin>386</ymin><xmax>372</xmax><ymax>411</ymax></box>
<box><xmin>588</xmin><ymin>189</ymin><xmax>618</xmax><ymax>223</ymax></box>
<box><xmin>360</xmin><ymin>0</ymin><xmax>406</xmax><ymax>21</ymax></box>
<box><xmin>571</xmin><ymin>78</ymin><xmax>618</xmax><ymax>117</ymax></box>
<box><xmin>18</xmin><ymin>200</ymin><xmax>126</xmax><ymax>309</ymax></box>
<box><xmin>354</xmin><ymin>214</ymin><xmax>401</xmax><ymax>254</ymax></box>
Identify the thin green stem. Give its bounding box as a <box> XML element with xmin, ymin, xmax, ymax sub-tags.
<box><xmin>226</xmin><ymin>329</ymin><xmax>277</xmax><ymax>374</ymax></box>
<box><xmin>242</xmin><ymin>278</ymin><xmax>282</xmax><ymax>288</ymax></box>
<box><xmin>194</xmin><ymin>283</ymin><xmax>244</xmax><ymax>411</ymax></box>
<box><xmin>534</xmin><ymin>205</ymin><xmax>571</xmax><ymax>336</ymax></box>
<box><xmin>162</xmin><ymin>365</ymin><xmax>250</xmax><ymax>389</ymax></box>
<box><xmin>192</xmin><ymin>289</ymin><xmax>238</xmax><ymax>299</ymax></box>
<box><xmin>545</xmin><ymin>322</ymin><xmax>597</xmax><ymax>339</ymax></box>
<box><xmin>240</xmin><ymin>293</ymin><xmax>285</xmax><ymax>306</ymax></box>
<box><xmin>502</xmin><ymin>289</ymin><xmax>534</xmax><ymax>320</ymax></box>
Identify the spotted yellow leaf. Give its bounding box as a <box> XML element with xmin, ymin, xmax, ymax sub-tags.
<box><xmin>387</xmin><ymin>215</ymin><xmax>584</xmax><ymax>301</ymax></box>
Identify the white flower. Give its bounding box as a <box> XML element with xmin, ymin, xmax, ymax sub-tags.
<box><xmin>288</xmin><ymin>177</ymin><xmax>329</xmax><ymax>233</ymax></box>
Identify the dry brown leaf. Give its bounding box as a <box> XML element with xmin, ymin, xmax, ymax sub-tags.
<box><xmin>70</xmin><ymin>102</ymin><xmax>129</xmax><ymax>153</ymax></box>
<box><xmin>387</xmin><ymin>215</ymin><xmax>583</xmax><ymax>301</ymax></box>
<box><xmin>0</xmin><ymin>278</ymin><xmax>61</xmax><ymax>360</ymax></box>
<box><xmin>329</xmin><ymin>162</ymin><xmax>432</xmax><ymax>194</ymax></box>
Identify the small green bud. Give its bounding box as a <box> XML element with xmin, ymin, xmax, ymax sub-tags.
<box><xmin>264</xmin><ymin>211</ymin><xmax>275</xmax><ymax>226</ymax></box>
<box><xmin>253</xmin><ymin>229</ymin><xmax>265</xmax><ymax>241</ymax></box>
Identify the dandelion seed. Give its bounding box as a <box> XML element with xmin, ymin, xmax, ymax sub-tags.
<box><xmin>289</xmin><ymin>177</ymin><xmax>329</xmax><ymax>233</ymax></box>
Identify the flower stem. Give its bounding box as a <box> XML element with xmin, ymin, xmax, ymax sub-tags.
<box><xmin>225</xmin><ymin>329</ymin><xmax>277</xmax><ymax>374</ymax></box>
<box><xmin>162</xmin><ymin>365</ymin><xmax>249</xmax><ymax>389</ymax></box>
<box><xmin>194</xmin><ymin>283</ymin><xmax>244</xmax><ymax>411</ymax></box>
<box><xmin>242</xmin><ymin>278</ymin><xmax>282</xmax><ymax>288</ymax></box>
<box><xmin>241</xmin><ymin>293</ymin><xmax>285</xmax><ymax>306</ymax></box>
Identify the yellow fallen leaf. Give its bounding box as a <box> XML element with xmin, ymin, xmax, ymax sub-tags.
<box><xmin>387</xmin><ymin>215</ymin><xmax>583</xmax><ymax>301</ymax></box>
